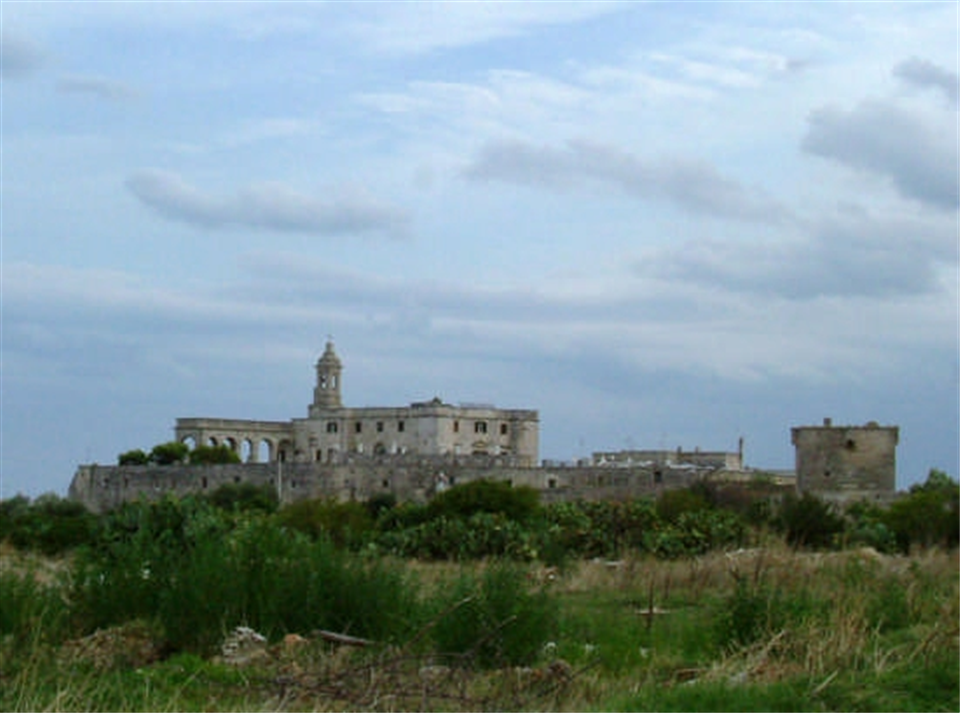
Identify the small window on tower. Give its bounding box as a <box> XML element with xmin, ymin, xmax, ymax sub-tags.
<box><xmin>453</xmin><ymin>420</ymin><xmax>460</xmax><ymax>433</ymax></box>
<box><xmin>377</xmin><ymin>421</ymin><xmax>384</xmax><ymax>433</ymax></box>
<box><xmin>475</xmin><ymin>421</ymin><xmax>488</xmax><ymax>434</ymax></box>
<box><xmin>326</xmin><ymin>422</ymin><xmax>338</xmax><ymax>434</ymax></box>
<box><xmin>500</xmin><ymin>423</ymin><xmax>508</xmax><ymax>436</ymax></box>
<box><xmin>355</xmin><ymin>422</ymin><xmax>363</xmax><ymax>434</ymax></box>
<box><xmin>398</xmin><ymin>421</ymin><xmax>405</xmax><ymax>433</ymax></box>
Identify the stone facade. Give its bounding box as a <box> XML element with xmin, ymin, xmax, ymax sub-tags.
<box><xmin>69</xmin><ymin>455</ymin><xmax>741</xmax><ymax>514</ymax></box>
<box><xmin>174</xmin><ymin>342</ymin><xmax>539</xmax><ymax>467</ymax></box>
<box><xmin>592</xmin><ymin>440</ymin><xmax>745</xmax><ymax>472</ymax></box>
<box><xmin>791</xmin><ymin>418</ymin><xmax>898</xmax><ymax>503</ymax></box>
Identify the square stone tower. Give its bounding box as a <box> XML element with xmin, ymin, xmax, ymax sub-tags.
<box><xmin>791</xmin><ymin>418</ymin><xmax>898</xmax><ymax>502</ymax></box>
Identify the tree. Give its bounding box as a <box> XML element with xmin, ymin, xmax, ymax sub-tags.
<box><xmin>149</xmin><ymin>441</ymin><xmax>190</xmax><ymax>466</ymax></box>
<box><xmin>882</xmin><ymin>469</ymin><xmax>959</xmax><ymax>552</ymax></box>
<box><xmin>189</xmin><ymin>444</ymin><xmax>241</xmax><ymax>465</ymax></box>
<box><xmin>776</xmin><ymin>492</ymin><xmax>845</xmax><ymax>550</ymax></box>
<box><xmin>118</xmin><ymin>449</ymin><xmax>150</xmax><ymax>466</ymax></box>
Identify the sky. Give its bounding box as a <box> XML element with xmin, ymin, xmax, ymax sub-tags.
<box><xmin>2</xmin><ymin>1</ymin><xmax>958</xmax><ymax>498</ymax></box>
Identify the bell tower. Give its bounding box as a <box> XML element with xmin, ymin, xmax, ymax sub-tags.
<box><xmin>312</xmin><ymin>341</ymin><xmax>343</xmax><ymax>412</ymax></box>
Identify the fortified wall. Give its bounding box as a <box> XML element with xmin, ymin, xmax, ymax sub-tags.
<box><xmin>791</xmin><ymin>418</ymin><xmax>898</xmax><ymax>504</ymax></box>
<box><xmin>69</xmin><ymin>454</ymin><xmax>732</xmax><ymax>514</ymax></box>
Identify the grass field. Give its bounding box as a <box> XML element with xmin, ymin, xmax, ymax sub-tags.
<box><xmin>2</xmin><ymin>541</ymin><xmax>957</xmax><ymax>712</ymax></box>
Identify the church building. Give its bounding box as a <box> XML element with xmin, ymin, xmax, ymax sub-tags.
<box><xmin>175</xmin><ymin>342</ymin><xmax>540</xmax><ymax>467</ymax></box>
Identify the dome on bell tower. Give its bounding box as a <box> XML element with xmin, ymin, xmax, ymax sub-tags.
<box><xmin>311</xmin><ymin>341</ymin><xmax>343</xmax><ymax>411</ymax></box>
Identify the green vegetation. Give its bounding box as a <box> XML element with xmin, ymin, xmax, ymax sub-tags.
<box><xmin>1</xmin><ymin>470</ymin><xmax>957</xmax><ymax>710</ymax></box>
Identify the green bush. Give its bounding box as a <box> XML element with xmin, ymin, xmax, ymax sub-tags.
<box><xmin>204</xmin><ymin>482</ymin><xmax>277</xmax><ymax>514</ymax></box>
<box><xmin>149</xmin><ymin>441</ymin><xmax>190</xmax><ymax>466</ymax></box>
<box><xmin>882</xmin><ymin>469</ymin><xmax>959</xmax><ymax>553</ymax></box>
<box><xmin>0</xmin><ymin>569</ymin><xmax>70</xmax><ymax>653</ymax></box>
<box><xmin>0</xmin><ymin>493</ymin><xmax>96</xmax><ymax>555</ymax></box>
<box><xmin>189</xmin><ymin>444</ymin><xmax>241</xmax><ymax>465</ymax></box>
<box><xmin>72</xmin><ymin>500</ymin><xmax>422</xmax><ymax>654</ymax></box>
<box><xmin>432</xmin><ymin>562</ymin><xmax>557</xmax><ymax>669</ymax></box>
<box><xmin>278</xmin><ymin>497</ymin><xmax>374</xmax><ymax>549</ymax></box>
<box><xmin>776</xmin><ymin>492</ymin><xmax>845</xmax><ymax>550</ymax></box>
<box><xmin>118</xmin><ymin>449</ymin><xmax>149</xmax><ymax>465</ymax></box>
<box><xmin>427</xmin><ymin>479</ymin><xmax>540</xmax><ymax>523</ymax></box>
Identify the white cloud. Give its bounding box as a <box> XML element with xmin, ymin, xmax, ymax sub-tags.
<box><xmin>802</xmin><ymin>98</ymin><xmax>958</xmax><ymax>210</ymax></box>
<box><xmin>893</xmin><ymin>56</ymin><xmax>959</xmax><ymax>107</ymax></box>
<box><xmin>463</xmin><ymin>138</ymin><xmax>792</xmax><ymax>223</ymax></box>
<box><xmin>0</xmin><ymin>31</ymin><xmax>46</xmax><ymax>78</ymax></box>
<box><xmin>126</xmin><ymin>170</ymin><xmax>410</xmax><ymax>237</ymax></box>
<box><xmin>56</xmin><ymin>74</ymin><xmax>138</xmax><ymax>101</ymax></box>
<box><xmin>345</xmin><ymin>1</ymin><xmax>627</xmax><ymax>55</ymax></box>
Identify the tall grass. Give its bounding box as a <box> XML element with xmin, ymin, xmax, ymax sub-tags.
<box><xmin>71</xmin><ymin>502</ymin><xmax>424</xmax><ymax>654</ymax></box>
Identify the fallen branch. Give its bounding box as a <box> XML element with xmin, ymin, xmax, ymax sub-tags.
<box><xmin>312</xmin><ymin>629</ymin><xmax>376</xmax><ymax>647</ymax></box>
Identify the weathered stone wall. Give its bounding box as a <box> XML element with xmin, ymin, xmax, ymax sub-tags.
<box><xmin>791</xmin><ymin>419</ymin><xmax>898</xmax><ymax>503</ymax></box>
<box><xmin>69</xmin><ymin>456</ymin><xmax>724</xmax><ymax>513</ymax></box>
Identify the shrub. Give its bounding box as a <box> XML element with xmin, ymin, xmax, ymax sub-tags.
<box><xmin>1</xmin><ymin>493</ymin><xmax>96</xmax><ymax>555</ymax></box>
<box><xmin>427</xmin><ymin>479</ymin><xmax>540</xmax><ymax>523</ymax></box>
<box><xmin>432</xmin><ymin>562</ymin><xmax>557</xmax><ymax>668</ymax></box>
<box><xmin>0</xmin><ymin>568</ymin><xmax>70</xmax><ymax>653</ymax></box>
<box><xmin>657</xmin><ymin>485</ymin><xmax>711</xmax><ymax>525</ymax></box>
<box><xmin>118</xmin><ymin>449</ymin><xmax>149</xmax><ymax>466</ymax></box>
<box><xmin>776</xmin><ymin>492</ymin><xmax>845</xmax><ymax>550</ymax></box>
<box><xmin>882</xmin><ymin>469</ymin><xmax>959</xmax><ymax>553</ymax></box>
<box><xmin>278</xmin><ymin>497</ymin><xmax>373</xmax><ymax>549</ymax></box>
<box><xmin>189</xmin><ymin>444</ymin><xmax>241</xmax><ymax>465</ymax></box>
<box><xmin>149</xmin><ymin>442</ymin><xmax>190</xmax><ymax>466</ymax></box>
<box><xmin>205</xmin><ymin>483</ymin><xmax>277</xmax><ymax>514</ymax></box>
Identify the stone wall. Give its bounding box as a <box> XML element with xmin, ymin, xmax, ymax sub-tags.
<box><xmin>69</xmin><ymin>455</ymin><xmax>728</xmax><ymax>513</ymax></box>
<box><xmin>791</xmin><ymin>419</ymin><xmax>898</xmax><ymax>503</ymax></box>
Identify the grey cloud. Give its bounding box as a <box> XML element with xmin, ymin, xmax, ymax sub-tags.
<box><xmin>126</xmin><ymin>170</ymin><xmax>410</xmax><ymax>236</ymax></box>
<box><xmin>463</xmin><ymin>138</ymin><xmax>792</xmax><ymax>224</ymax></box>
<box><xmin>1</xmin><ymin>32</ymin><xmax>45</xmax><ymax>78</ymax></box>
<box><xmin>802</xmin><ymin>99</ymin><xmax>958</xmax><ymax>210</ymax></box>
<box><xmin>893</xmin><ymin>57</ymin><xmax>959</xmax><ymax>107</ymax></box>
<box><xmin>57</xmin><ymin>75</ymin><xmax>137</xmax><ymax>101</ymax></box>
<box><xmin>640</xmin><ymin>210</ymin><xmax>957</xmax><ymax>300</ymax></box>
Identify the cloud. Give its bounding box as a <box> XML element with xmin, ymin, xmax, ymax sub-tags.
<box><xmin>125</xmin><ymin>170</ymin><xmax>410</xmax><ymax>237</ymax></box>
<box><xmin>637</xmin><ymin>208</ymin><xmax>958</xmax><ymax>300</ymax></box>
<box><xmin>893</xmin><ymin>56</ymin><xmax>959</xmax><ymax>107</ymax></box>
<box><xmin>346</xmin><ymin>1</ymin><xmax>625</xmax><ymax>55</ymax></box>
<box><xmin>1</xmin><ymin>31</ymin><xmax>46</xmax><ymax>78</ymax></box>
<box><xmin>463</xmin><ymin>138</ymin><xmax>792</xmax><ymax>223</ymax></box>
<box><xmin>802</xmin><ymin>99</ymin><xmax>958</xmax><ymax>210</ymax></box>
<box><xmin>56</xmin><ymin>74</ymin><xmax>137</xmax><ymax>101</ymax></box>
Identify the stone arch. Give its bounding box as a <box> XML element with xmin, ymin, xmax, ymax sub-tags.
<box><xmin>258</xmin><ymin>439</ymin><xmax>273</xmax><ymax>463</ymax></box>
<box><xmin>181</xmin><ymin>435</ymin><xmax>197</xmax><ymax>450</ymax></box>
<box><xmin>223</xmin><ymin>437</ymin><xmax>238</xmax><ymax>453</ymax></box>
<box><xmin>207</xmin><ymin>436</ymin><xmax>219</xmax><ymax>447</ymax></box>
<box><xmin>241</xmin><ymin>438</ymin><xmax>254</xmax><ymax>462</ymax></box>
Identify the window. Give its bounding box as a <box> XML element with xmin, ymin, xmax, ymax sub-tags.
<box><xmin>500</xmin><ymin>423</ymin><xmax>508</xmax><ymax>436</ymax></box>
<box><xmin>475</xmin><ymin>421</ymin><xmax>488</xmax><ymax>434</ymax></box>
<box><xmin>376</xmin><ymin>421</ymin><xmax>384</xmax><ymax>433</ymax></box>
<box><xmin>453</xmin><ymin>420</ymin><xmax>460</xmax><ymax>433</ymax></box>
<box><xmin>382</xmin><ymin>479</ymin><xmax>390</xmax><ymax>489</ymax></box>
<box><xmin>845</xmin><ymin>439</ymin><xmax>856</xmax><ymax>451</ymax></box>
<box><xmin>398</xmin><ymin>421</ymin><xmax>405</xmax><ymax>433</ymax></box>
<box><xmin>547</xmin><ymin>477</ymin><xmax>557</xmax><ymax>489</ymax></box>
<box><xmin>326</xmin><ymin>421</ymin><xmax>338</xmax><ymax>434</ymax></box>
<box><xmin>355</xmin><ymin>422</ymin><xmax>363</xmax><ymax>433</ymax></box>
<box><xmin>316</xmin><ymin>449</ymin><xmax>322</xmax><ymax>461</ymax></box>
<box><xmin>653</xmin><ymin>470</ymin><xmax>663</xmax><ymax>484</ymax></box>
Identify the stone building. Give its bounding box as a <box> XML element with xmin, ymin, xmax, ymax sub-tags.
<box><xmin>791</xmin><ymin>418</ymin><xmax>898</xmax><ymax>503</ymax></box>
<box><xmin>592</xmin><ymin>439</ymin><xmax>745</xmax><ymax>472</ymax></box>
<box><xmin>175</xmin><ymin>342</ymin><xmax>540</xmax><ymax>467</ymax></box>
